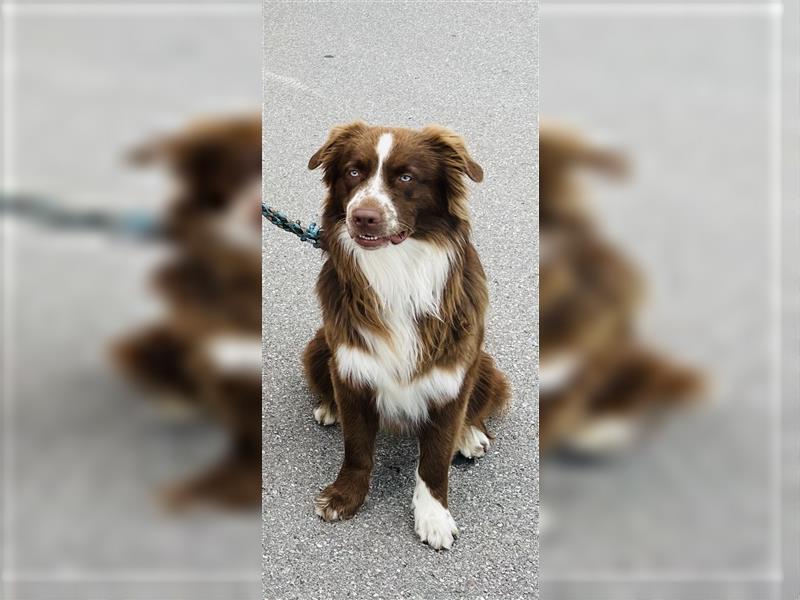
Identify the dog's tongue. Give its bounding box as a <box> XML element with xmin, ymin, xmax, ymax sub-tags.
<box><xmin>389</xmin><ymin>231</ymin><xmax>408</xmax><ymax>245</ymax></box>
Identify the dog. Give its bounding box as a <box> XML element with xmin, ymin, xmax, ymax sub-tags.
<box><xmin>112</xmin><ymin>114</ymin><xmax>263</xmax><ymax>509</ymax></box>
<box><xmin>302</xmin><ymin>122</ymin><xmax>510</xmax><ymax>550</ymax></box>
<box><xmin>538</xmin><ymin>121</ymin><xmax>703</xmax><ymax>457</ymax></box>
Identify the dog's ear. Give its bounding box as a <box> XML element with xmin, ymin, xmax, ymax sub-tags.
<box><xmin>126</xmin><ymin>133</ymin><xmax>213</xmax><ymax>169</ymax></box>
<box><xmin>422</xmin><ymin>125</ymin><xmax>484</xmax><ymax>183</ymax></box>
<box><xmin>540</xmin><ymin>121</ymin><xmax>628</xmax><ymax>179</ymax></box>
<box><xmin>422</xmin><ymin>125</ymin><xmax>483</xmax><ymax>223</ymax></box>
<box><xmin>126</xmin><ymin>135</ymin><xmax>173</xmax><ymax>166</ymax></box>
<box><xmin>308</xmin><ymin>121</ymin><xmax>369</xmax><ymax>171</ymax></box>
<box><xmin>128</xmin><ymin>115</ymin><xmax>261</xmax><ymax>169</ymax></box>
<box><xmin>581</xmin><ymin>146</ymin><xmax>628</xmax><ymax>178</ymax></box>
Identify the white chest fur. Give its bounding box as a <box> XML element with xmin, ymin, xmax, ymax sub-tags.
<box><xmin>204</xmin><ymin>334</ymin><xmax>262</xmax><ymax>374</ymax></box>
<box><xmin>335</xmin><ymin>231</ymin><xmax>465</xmax><ymax>423</ymax></box>
<box><xmin>539</xmin><ymin>353</ymin><xmax>582</xmax><ymax>394</ymax></box>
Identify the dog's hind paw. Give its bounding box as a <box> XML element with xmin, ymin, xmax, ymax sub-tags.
<box><xmin>457</xmin><ymin>425</ymin><xmax>491</xmax><ymax>459</ymax></box>
<box><xmin>563</xmin><ymin>417</ymin><xmax>638</xmax><ymax>457</ymax></box>
<box><xmin>313</xmin><ymin>403</ymin><xmax>339</xmax><ymax>426</ymax></box>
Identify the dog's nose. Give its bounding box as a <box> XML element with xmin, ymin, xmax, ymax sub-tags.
<box><xmin>351</xmin><ymin>207</ymin><xmax>384</xmax><ymax>230</ymax></box>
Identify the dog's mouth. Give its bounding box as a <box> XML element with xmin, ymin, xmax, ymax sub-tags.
<box><xmin>352</xmin><ymin>230</ymin><xmax>409</xmax><ymax>249</ymax></box>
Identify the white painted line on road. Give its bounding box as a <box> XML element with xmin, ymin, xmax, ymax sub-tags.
<box><xmin>264</xmin><ymin>71</ymin><xmax>325</xmax><ymax>99</ymax></box>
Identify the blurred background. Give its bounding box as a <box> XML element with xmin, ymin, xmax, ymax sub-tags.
<box><xmin>539</xmin><ymin>1</ymin><xmax>797</xmax><ymax>599</ymax></box>
<box><xmin>1</xmin><ymin>3</ymin><xmax>262</xmax><ymax>599</ymax></box>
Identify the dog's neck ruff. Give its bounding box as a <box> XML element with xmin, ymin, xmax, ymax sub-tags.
<box><xmin>335</xmin><ymin>227</ymin><xmax>461</xmax><ymax>423</ymax></box>
<box><xmin>339</xmin><ymin>227</ymin><xmax>453</xmax><ymax>320</ymax></box>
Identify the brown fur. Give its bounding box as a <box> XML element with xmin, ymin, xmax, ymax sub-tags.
<box><xmin>540</xmin><ymin>229</ymin><xmax>643</xmax><ymax>362</ymax></box>
<box><xmin>303</xmin><ymin>122</ymin><xmax>509</xmax><ymax>532</ymax></box>
<box><xmin>466</xmin><ymin>351</ymin><xmax>511</xmax><ymax>438</ymax></box>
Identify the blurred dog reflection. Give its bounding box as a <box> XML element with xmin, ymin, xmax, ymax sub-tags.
<box><xmin>539</xmin><ymin>122</ymin><xmax>703</xmax><ymax>457</ymax></box>
<box><xmin>112</xmin><ymin>114</ymin><xmax>262</xmax><ymax>509</ymax></box>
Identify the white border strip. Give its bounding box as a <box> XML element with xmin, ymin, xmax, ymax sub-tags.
<box><xmin>541</xmin><ymin>2</ymin><xmax>782</xmax><ymax>17</ymax></box>
<box><xmin>1</xmin><ymin>3</ymin><xmax>260</xmax><ymax>17</ymax></box>
<box><xmin>2</xmin><ymin>3</ymin><xmax>17</xmax><ymax>597</ymax></box>
<box><xmin>767</xmin><ymin>3</ymin><xmax>783</xmax><ymax>578</ymax></box>
<box><xmin>540</xmin><ymin>571</ymin><xmax>782</xmax><ymax>583</ymax></box>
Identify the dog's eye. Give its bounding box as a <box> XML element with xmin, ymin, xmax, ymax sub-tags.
<box><xmin>348</xmin><ymin>169</ymin><xmax>360</xmax><ymax>177</ymax></box>
<box><xmin>399</xmin><ymin>174</ymin><xmax>413</xmax><ymax>183</ymax></box>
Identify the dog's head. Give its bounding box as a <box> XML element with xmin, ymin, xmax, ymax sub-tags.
<box><xmin>309</xmin><ymin>121</ymin><xmax>483</xmax><ymax>250</ymax></box>
<box><xmin>540</xmin><ymin>121</ymin><xmax>628</xmax><ymax>230</ymax></box>
<box><xmin>130</xmin><ymin>114</ymin><xmax>261</xmax><ymax>215</ymax></box>
<box><xmin>129</xmin><ymin>114</ymin><xmax>262</xmax><ymax>244</ymax></box>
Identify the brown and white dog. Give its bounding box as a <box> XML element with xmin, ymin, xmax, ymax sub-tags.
<box><xmin>302</xmin><ymin>122</ymin><xmax>509</xmax><ymax>550</ymax></box>
<box><xmin>538</xmin><ymin>121</ymin><xmax>703</xmax><ymax>457</ymax></box>
<box><xmin>113</xmin><ymin>114</ymin><xmax>263</xmax><ymax>509</ymax></box>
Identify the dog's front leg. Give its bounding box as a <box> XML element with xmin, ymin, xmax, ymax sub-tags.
<box><xmin>314</xmin><ymin>377</ymin><xmax>378</xmax><ymax>521</ymax></box>
<box><xmin>413</xmin><ymin>404</ymin><xmax>462</xmax><ymax>550</ymax></box>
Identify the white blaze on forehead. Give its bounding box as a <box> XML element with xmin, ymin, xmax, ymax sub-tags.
<box><xmin>376</xmin><ymin>131</ymin><xmax>393</xmax><ymax>162</ymax></box>
<box><xmin>347</xmin><ymin>132</ymin><xmax>399</xmax><ymax>229</ymax></box>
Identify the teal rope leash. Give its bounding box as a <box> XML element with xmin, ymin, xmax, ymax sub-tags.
<box><xmin>0</xmin><ymin>192</ymin><xmax>162</xmax><ymax>239</ymax></box>
<box><xmin>261</xmin><ymin>202</ymin><xmax>323</xmax><ymax>249</ymax></box>
<box><xmin>0</xmin><ymin>193</ymin><xmax>323</xmax><ymax>249</ymax></box>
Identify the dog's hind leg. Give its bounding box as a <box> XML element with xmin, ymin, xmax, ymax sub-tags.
<box><xmin>302</xmin><ymin>328</ymin><xmax>338</xmax><ymax>425</ymax></box>
<box><xmin>110</xmin><ymin>323</ymin><xmax>203</xmax><ymax>417</ymax></box>
<box><xmin>457</xmin><ymin>351</ymin><xmax>510</xmax><ymax>458</ymax></box>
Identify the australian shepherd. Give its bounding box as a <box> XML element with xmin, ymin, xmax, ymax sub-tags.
<box><xmin>302</xmin><ymin>122</ymin><xmax>510</xmax><ymax>550</ymax></box>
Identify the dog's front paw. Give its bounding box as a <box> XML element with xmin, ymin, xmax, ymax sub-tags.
<box><xmin>457</xmin><ymin>425</ymin><xmax>491</xmax><ymax>459</ymax></box>
<box><xmin>314</xmin><ymin>482</ymin><xmax>365</xmax><ymax>522</ymax></box>
<box><xmin>313</xmin><ymin>403</ymin><xmax>338</xmax><ymax>426</ymax></box>
<box><xmin>413</xmin><ymin>476</ymin><xmax>458</xmax><ymax>550</ymax></box>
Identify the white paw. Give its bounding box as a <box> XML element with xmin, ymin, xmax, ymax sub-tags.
<box><xmin>458</xmin><ymin>425</ymin><xmax>490</xmax><ymax>459</ymax></box>
<box><xmin>564</xmin><ymin>417</ymin><xmax>637</xmax><ymax>456</ymax></box>
<box><xmin>313</xmin><ymin>404</ymin><xmax>338</xmax><ymax>426</ymax></box>
<box><xmin>412</xmin><ymin>472</ymin><xmax>458</xmax><ymax>550</ymax></box>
